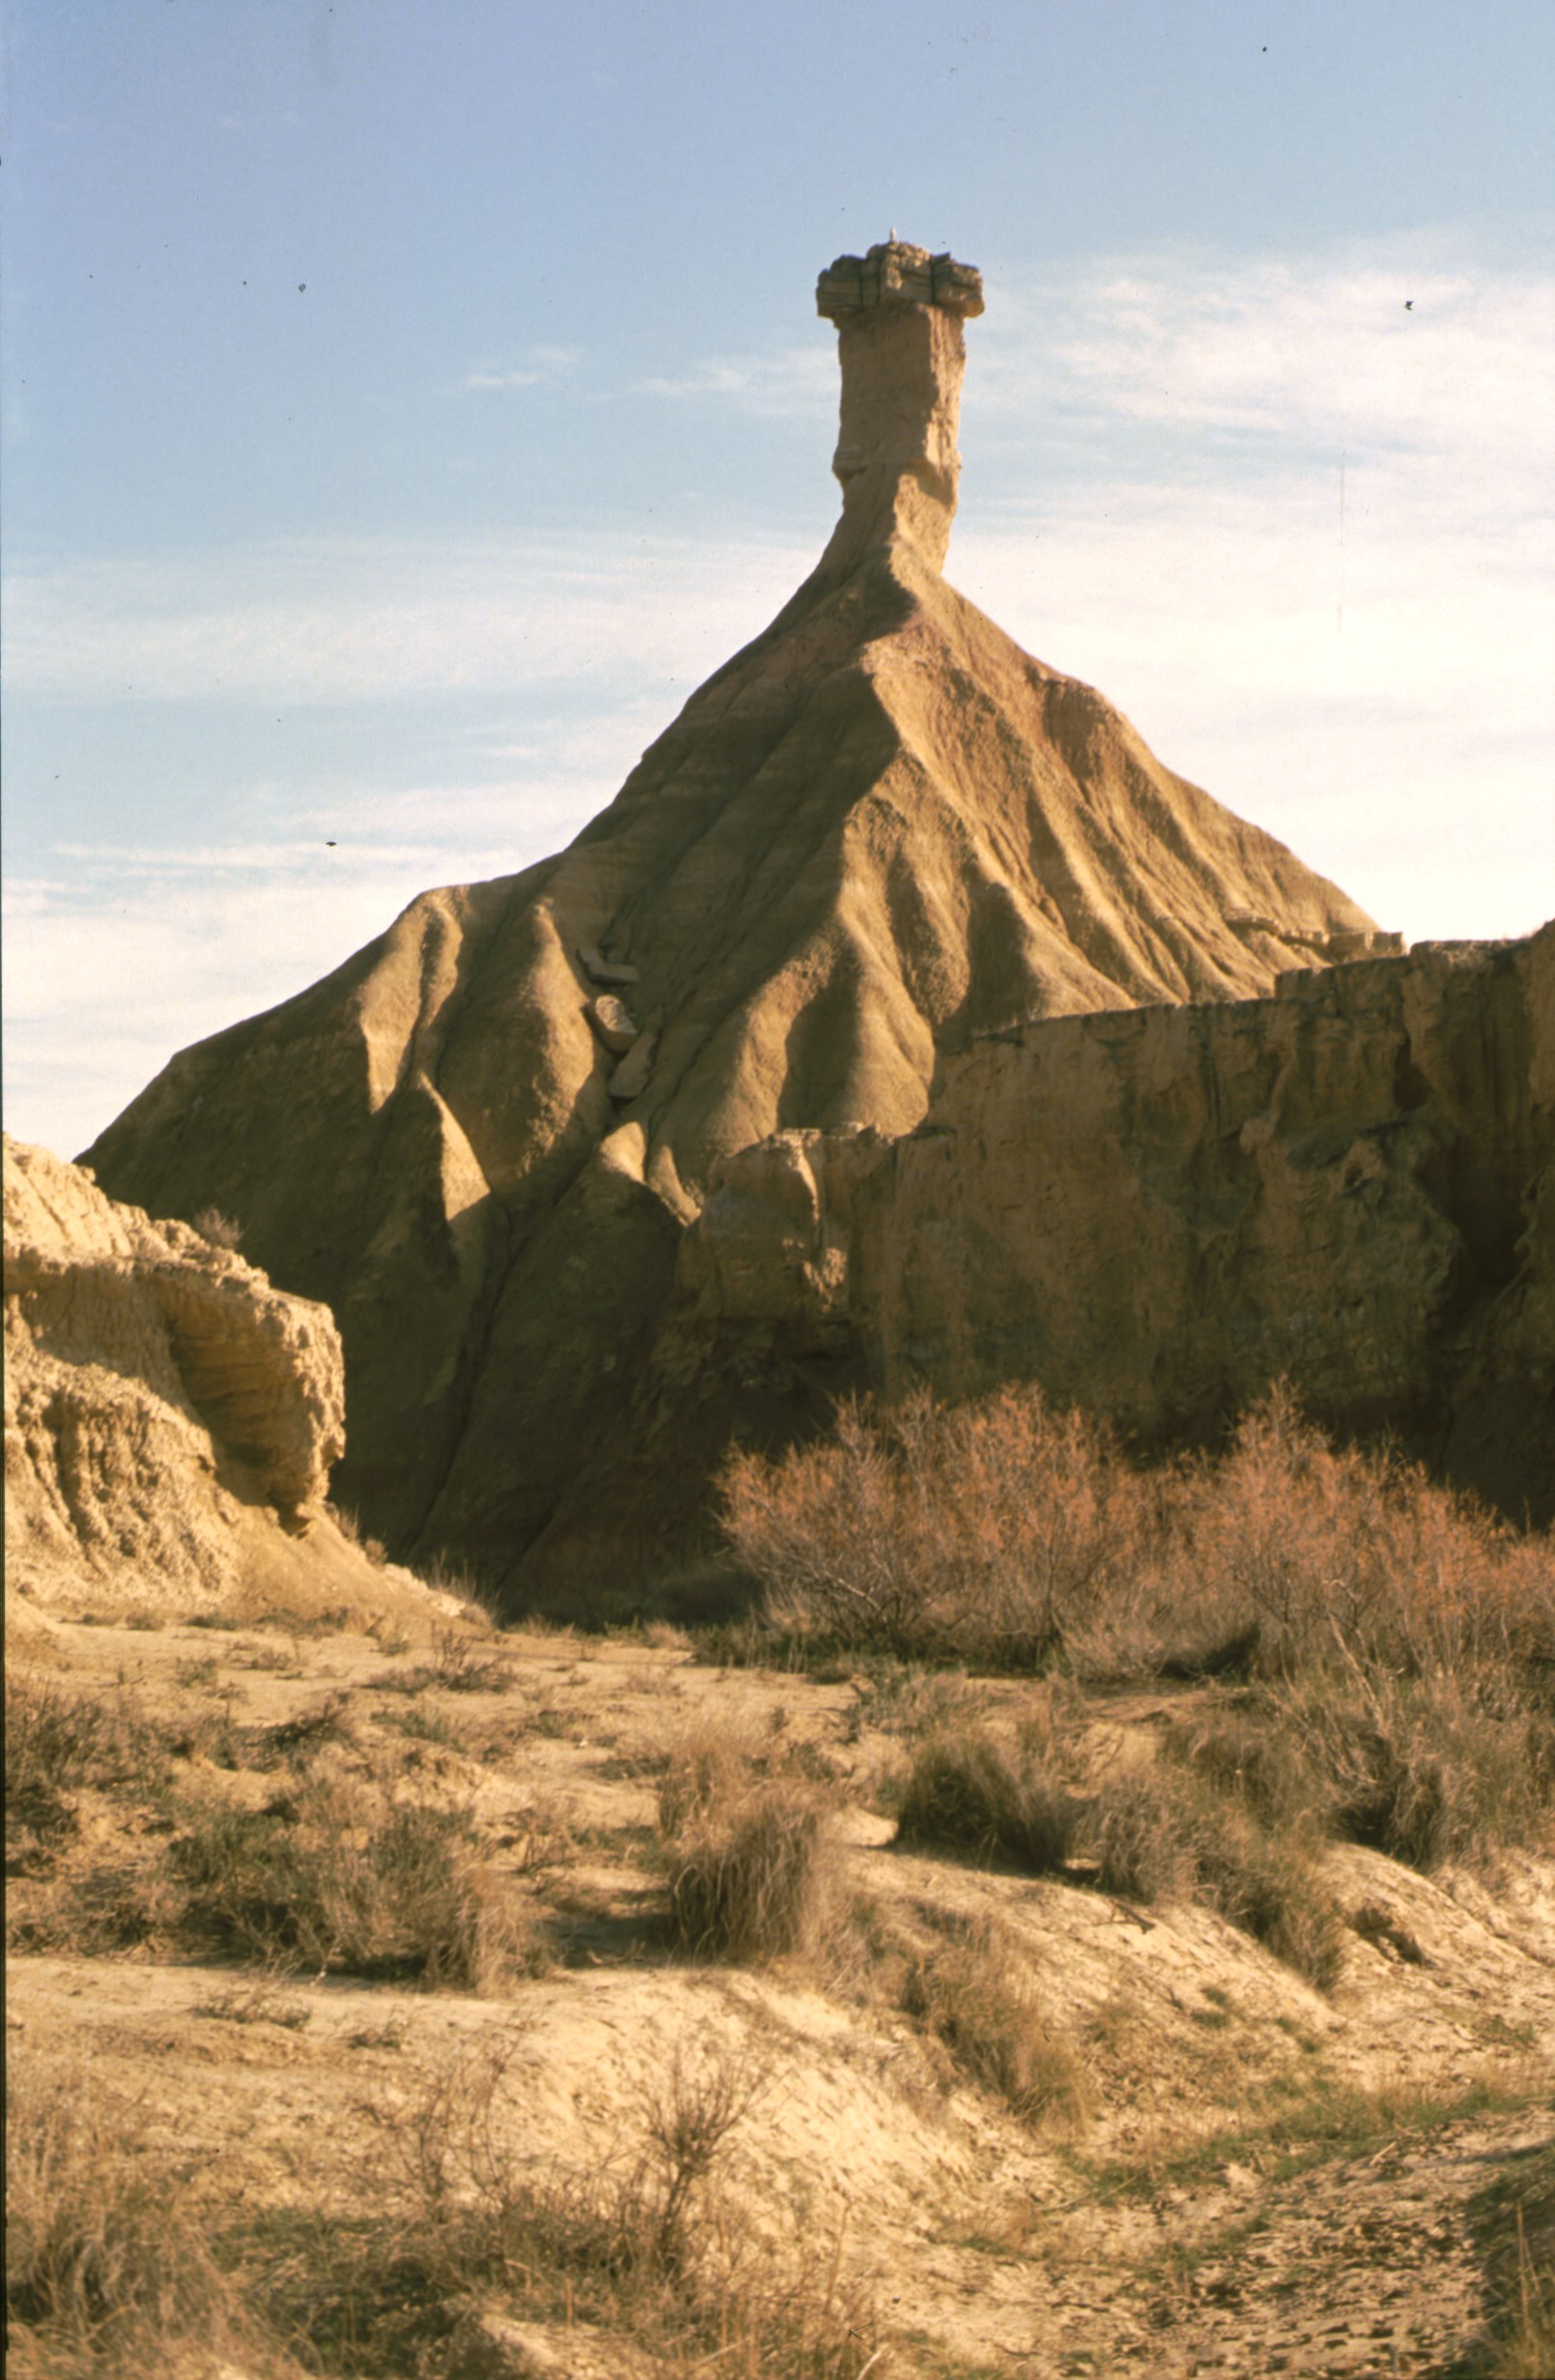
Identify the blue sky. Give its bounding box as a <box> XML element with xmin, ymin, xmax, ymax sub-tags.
<box><xmin>5</xmin><ymin>0</ymin><xmax>1553</xmax><ymax>1155</ymax></box>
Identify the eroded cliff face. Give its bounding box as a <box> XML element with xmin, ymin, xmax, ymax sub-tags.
<box><xmin>83</xmin><ymin>241</ymin><xmax>1387</xmax><ymax>1587</ymax></box>
<box><xmin>3</xmin><ymin>1136</ymin><xmax>398</xmax><ymax>1619</ymax></box>
<box><xmin>672</xmin><ymin>927</ymin><xmax>1555</xmax><ymax>1527</ymax></box>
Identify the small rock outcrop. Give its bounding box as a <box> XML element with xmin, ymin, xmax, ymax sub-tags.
<box><xmin>84</xmin><ymin>242</ymin><xmax>1389</xmax><ymax>1591</ymax></box>
<box><xmin>5</xmin><ymin>1136</ymin><xmax>380</xmax><ymax>1617</ymax></box>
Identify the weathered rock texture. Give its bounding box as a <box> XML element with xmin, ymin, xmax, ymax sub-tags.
<box><xmin>85</xmin><ymin>242</ymin><xmax>1395</xmax><ymax>1590</ymax></box>
<box><xmin>4</xmin><ymin>1135</ymin><xmax>401</xmax><ymax>1619</ymax></box>
<box><xmin>673</xmin><ymin>927</ymin><xmax>1555</xmax><ymax>1524</ymax></box>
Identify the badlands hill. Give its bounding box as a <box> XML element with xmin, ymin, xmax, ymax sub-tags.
<box><xmin>82</xmin><ymin>240</ymin><xmax>1393</xmax><ymax>1592</ymax></box>
<box><xmin>2</xmin><ymin>1135</ymin><xmax>452</xmax><ymax>1632</ymax></box>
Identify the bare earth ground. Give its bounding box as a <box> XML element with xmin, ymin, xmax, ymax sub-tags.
<box><xmin>9</xmin><ymin>1600</ymin><xmax>1554</xmax><ymax>2377</ymax></box>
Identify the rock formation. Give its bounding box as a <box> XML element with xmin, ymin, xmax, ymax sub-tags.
<box><xmin>4</xmin><ymin>1135</ymin><xmax>420</xmax><ymax>1620</ymax></box>
<box><xmin>673</xmin><ymin>926</ymin><xmax>1554</xmax><ymax>1527</ymax></box>
<box><xmin>84</xmin><ymin>240</ymin><xmax>1395</xmax><ymax>1592</ymax></box>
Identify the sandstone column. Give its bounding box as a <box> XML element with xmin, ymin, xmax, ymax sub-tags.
<box><xmin>815</xmin><ymin>239</ymin><xmax>984</xmax><ymax>577</ymax></box>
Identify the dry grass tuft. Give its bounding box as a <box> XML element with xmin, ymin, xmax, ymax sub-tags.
<box><xmin>170</xmin><ymin>1779</ymin><xmax>537</xmax><ymax>1988</ymax></box>
<box><xmin>1078</xmin><ymin>1766</ymin><xmax>1346</xmax><ymax>1988</ymax></box>
<box><xmin>902</xmin><ymin>1914</ymin><xmax>1092</xmax><ymax>2133</ymax></box>
<box><xmin>657</xmin><ymin>1721</ymin><xmax>841</xmax><ymax>1962</ymax></box>
<box><xmin>665</xmin><ymin>1785</ymin><xmax>835</xmax><ymax>1962</ymax></box>
<box><xmin>894</xmin><ymin>1727</ymin><xmax>1076</xmax><ymax>1872</ymax></box>
<box><xmin>6</xmin><ymin>2069</ymin><xmax>296</xmax><ymax>2378</ymax></box>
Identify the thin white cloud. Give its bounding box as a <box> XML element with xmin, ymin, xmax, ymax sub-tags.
<box><xmin>631</xmin><ymin>345</ymin><xmax>833</xmax><ymax>415</ymax></box>
<box><xmin>461</xmin><ymin>343</ymin><xmax>580</xmax><ymax>390</ymax></box>
<box><xmin>3</xmin><ymin>770</ymin><xmax>603</xmax><ymax>1159</ymax></box>
<box><xmin>2</xmin><ymin>531</ymin><xmax>819</xmax><ymax>704</ymax></box>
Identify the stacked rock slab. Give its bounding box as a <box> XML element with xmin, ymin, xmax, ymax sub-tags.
<box><xmin>85</xmin><ymin>241</ymin><xmax>1385</xmax><ymax>1593</ymax></box>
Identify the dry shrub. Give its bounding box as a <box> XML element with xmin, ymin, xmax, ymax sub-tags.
<box><xmin>191</xmin><ymin>1203</ymin><xmax>243</xmax><ymax>1250</ymax></box>
<box><xmin>665</xmin><ymin>1786</ymin><xmax>834</xmax><ymax>1961</ymax></box>
<box><xmin>8</xmin><ymin>1858</ymin><xmax>187</xmax><ymax>1960</ymax></box>
<box><xmin>1161</xmin><ymin>1390</ymin><xmax>1554</xmax><ymax>1685</ymax></box>
<box><xmin>5</xmin><ymin>1676</ymin><xmax>169</xmax><ymax>1862</ymax></box>
<box><xmin>903</xmin><ymin>1915</ymin><xmax>1092</xmax><ymax>2133</ymax></box>
<box><xmin>1474</xmin><ymin>2141</ymin><xmax>1555</xmax><ymax>2380</ymax></box>
<box><xmin>6</xmin><ymin>2069</ymin><xmax>295</xmax><ymax>2378</ymax></box>
<box><xmin>658</xmin><ymin>1722</ymin><xmax>839</xmax><ymax>1961</ymax></box>
<box><xmin>253</xmin><ymin>2037</ymin><xmax>878</xmax><ymax>2377</ymax></box>
<box><xmin>894</xmin><ymin>1727</ymin><xmax>1077</xmax><ymax>1871</ymax></box>
<box><xmin>1079</xmin><ymin>1766</ymin><xmax>1345</xmax><ymax>1988</ymax></box>
<box><xmin>172</xmin><ymin>1780</ymin><xmax>535</xmax><ymax>1988</ymax></box>
<box><xmin>1257</xmin><ymin>1667</ymin><xmax>1555</xmax><ymax>1871</ymax></box>
<box><xmin>723</xmin><ymin>1383</ymin><xmax>1555</xmax><ymax>1872</ymax></box>
<box><xmin>326</xmin><ymin>1501</ymin><xmax>387</xmax><ymax>1566</ymax></box>
<box><xmin>721</xmin><ymin>1386</ymin><xmax>1141</xmax><ymax>1663</ymax></box>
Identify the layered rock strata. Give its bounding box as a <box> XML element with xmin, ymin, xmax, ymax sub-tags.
<box><xmin>671</xmin><ymin>926</ymin><xmax>1554</xmax><ymax>1526</ymax></box>
<box><xmin>4</xmin><ymin>1136</ymin><xmax>398</xmax><ymax>1617</ymax></box>
<box><xmin>85</xmin><ymin>241</ymin><xmax>1386</xmax><ymax>1590</ymax></box>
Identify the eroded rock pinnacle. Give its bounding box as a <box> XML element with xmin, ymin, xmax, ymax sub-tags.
<box><xmin>815</xmin><ymin>238</ymin><xmax>984</xmax><ymax>575</ymax></box>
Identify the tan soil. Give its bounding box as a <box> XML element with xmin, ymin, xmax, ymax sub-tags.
<box><xmin>11</xmin><ymin>1607</ymin><xmax>1552</xmax><ymax>2377</ymax></box>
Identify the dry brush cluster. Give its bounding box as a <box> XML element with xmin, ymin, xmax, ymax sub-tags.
<box><xmin>7</xmin><ymin>2041</ymin><xmax>880</xmax><ymax>2380</ymax></box>
<box><xmin>4</xmin><ymin>1670</ymin><xmax>544</xmax><ymax>1991</ymax></box>
<box><xmin>721</xmin><ymin>1386</ymin><xmax>1555</xmax><ymax>1887</ymax></box>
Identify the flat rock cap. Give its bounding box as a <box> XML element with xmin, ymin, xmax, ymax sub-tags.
<box><xmin>818</xmin><ymin>239</ymin><xmax>984</xmax><ymax>321</ymax></box>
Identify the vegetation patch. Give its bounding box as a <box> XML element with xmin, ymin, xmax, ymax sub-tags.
<box><xmin>901</xmin><ymin>1913</ymin><xmax>1092</xmax><ymax>2133</ymax></box>
<box><xmin>171</xmin><ymin>1781</ymin><xmax>537</xmax><ymax>1988</ymax></box>
<box><xmin>721</xmin><ymin>1387</ymin><xmax>1555</xmax><ymax>1877</ymax></box>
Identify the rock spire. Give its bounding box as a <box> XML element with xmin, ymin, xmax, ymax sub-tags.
<box><xmin>814</xmin><ymin>238</ymin><xmax>984</xmax><ymax>576</ymax></box>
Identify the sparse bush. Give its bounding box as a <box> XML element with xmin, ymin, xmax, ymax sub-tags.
<box><xmin>902</xmin><ymin>1915</ymin><xmax>1092</xmax><ymax>2133</ymax></box>
<box><xmin>192</xmin><ymin>1204</ymin><xmax>244</xmax><ymax>1250</ymax></box>
<box><xmin>372</xmin><ymin>1623</ymin><xmax>512</xmax><ymax>1697</ymax></box>
<box><xmin>629</xmin><ymin>2033</ymin><xmax>772</xmax><ymax>2272</ymax></box>
<box><xmin>5</xmin><ymin>1676</ymin><xmax>169</xmax><ymax>1861</ymax></box>
<box><xmin>894</xmin><ymin>1727</ymin><xmax>1077</xmax><ymax>1872</ymax></box>
<box><xmin>721</xmin><ymin>1386</ymin><xmax>1141</xmax><ymax>1664</ymax></box>
<box><xmin>172</xmin><ymin>1780</ymin><xmax>535</xmax><ymax>1988</ymax></box>
<box><xmin>245</xmin><ymin>2038</ymin><xmax>878</xmax><ymax>2376</ymax></box>
<box><xmin>328</xmin><ymin>1502</ymin><xmax>387</xmax><ymax>1565</ymax></box>
<box><xmin>5</xmin><ymin>1680</ymin><xmax>175</xmax><ymax>1923</ymax></box>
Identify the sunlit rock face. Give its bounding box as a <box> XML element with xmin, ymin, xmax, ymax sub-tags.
<box><xmin>85</xmin><ymin>242</ymin><xmax>1389</xmax><ymax>1595</ymax></box>
<box><xmin>675</xmin><ymin>927</ymin><xmax>1554</xmax><ymax>1531</ymax></box>
<box><xmin>3</xmin><ymin>1135</ymin><xmax>367</xmax><ymax>1617</ymax></box>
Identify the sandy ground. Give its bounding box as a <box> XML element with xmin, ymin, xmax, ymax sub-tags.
<box><xmin>9</xmin><ymin>1600</ymin><xmax>1554</xmax><ymax>2376</ymax></box>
